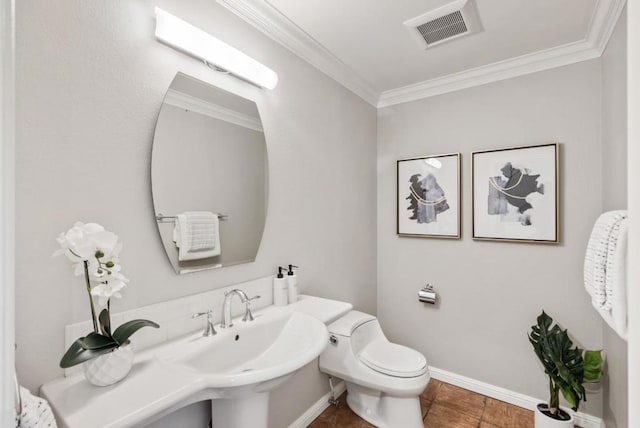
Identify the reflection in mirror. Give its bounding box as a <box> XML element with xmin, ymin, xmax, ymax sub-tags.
<box><xmin>151</xmin><ymin>73</ymin><xmax>268</xmax><ymax>274</ymax></box>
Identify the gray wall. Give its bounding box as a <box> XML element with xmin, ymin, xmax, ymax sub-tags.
<box><xmin>14</xmin><ymin>0</ymin><xmax>628</xmax><ymax>426</ymax></box>
<box><xmin>377</xmin><ymin>60</ymin><xmax>605</xmax><ymax>417</ymax></box>
<box><xmin>601</xmin><ymin>8</ymin><xmax>628</xmax><ymax>428</ymax></box>
<box><xmin>15</xmin><ymin>0</ymin><xmax>377</xmax><ymax>425</ymax></box>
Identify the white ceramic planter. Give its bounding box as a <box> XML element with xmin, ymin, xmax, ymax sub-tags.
<box><xmin>83</xmin><ymin>343</ymin><xmax>134</xmax><ymax>387</ymax></box>
<box><xmin>534</xmin><ymin>404</ymin><xmax>574</xmax><ymax>428</ymax></box>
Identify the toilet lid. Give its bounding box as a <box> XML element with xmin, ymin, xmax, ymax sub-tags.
<box><xmin>359</xmin><ymin>341</ymin><xmax>427</xmax><ymax>378</ymax></box>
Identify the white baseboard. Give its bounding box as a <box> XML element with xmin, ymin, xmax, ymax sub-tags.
<box><xmin>288</xmin><ymin>380</ymin><xmax>346</xmax><ymax>428</ymax></box>
<box><xmin>290</xmin><ymin>368</ymin><xmax>604</xmax><ymax>428</ymax></box>
<box><xmin>429</xmin><ymin>366</ymin><xmax>604</xmax><ymax>428</ymax></box>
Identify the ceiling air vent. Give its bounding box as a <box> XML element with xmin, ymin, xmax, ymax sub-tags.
<box><xmin>404</xmin><ymin>0</ymin><xmax>481</xmax><ymax>49</ymax></box>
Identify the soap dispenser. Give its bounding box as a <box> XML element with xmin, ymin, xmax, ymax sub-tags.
<box><xmin>273</xmin><ymin>266</ymin><xmax>288</xmax><ymax>306</ymax></box>
<box><xmin>286</xmin><ymin>264</ymin><xmax>299</xmax><ymax>303</ymax></box>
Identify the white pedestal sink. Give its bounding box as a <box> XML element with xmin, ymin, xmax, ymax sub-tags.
<box><xmin>158</xmin><ymin>310</ymin><xmax>328</xmax><ymax>427</ymax></box>
<box><xmin>40</xmin><ymin>296</ymin><xmax>350</xmax><ymax>428</ymax></box>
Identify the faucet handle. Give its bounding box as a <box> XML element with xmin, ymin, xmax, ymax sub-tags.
<box><xmin>192</xmin><ymin>311</ymin><xmax>209</xmax><ymax>318</ymax></box>
<box><xmin>242</xmin><ymin>295</ymin><xmax>261</xmax><ymax>322</ymax></box>
<box><xmin>192</xmin><ymin>310</ymin><xmax>217</xmax><ymax>336</ymax></box>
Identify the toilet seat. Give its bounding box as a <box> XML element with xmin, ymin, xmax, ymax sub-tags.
<box><xmin>359</xmin><ymin>340</ymin><xmax>427</xmax><ymax>378</ymax></box>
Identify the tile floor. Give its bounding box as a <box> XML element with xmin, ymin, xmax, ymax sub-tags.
<box><xmin>308</xmin><ymin>379</ymin><xmax>537</xmax><ymax>428</ymax></box>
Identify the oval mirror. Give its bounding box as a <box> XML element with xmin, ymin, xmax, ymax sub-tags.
<box><xmin>151</xmin><ymin>73</ymin><xmax>268</xmax><ymax>274</ymax></box>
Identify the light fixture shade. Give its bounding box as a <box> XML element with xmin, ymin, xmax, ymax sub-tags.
<box><xmin>155</xmin><ymin>7</ymin><xmax>278</xmax><ymax>90</ymax></box>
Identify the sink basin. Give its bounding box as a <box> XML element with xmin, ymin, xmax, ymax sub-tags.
<box><xmin>40</xmin><ymin>295</ymin><xmax>353</xmax><ymax>428</ymax></box>
<box><xmin>158</xmin><ymin>309</ymin><xmax>329</xmax><ymax>427</ymax></box>
<box><xmin>160</xmin><ymin>310</ymin><xmax>328</xmax><ymax>389</ymax></box>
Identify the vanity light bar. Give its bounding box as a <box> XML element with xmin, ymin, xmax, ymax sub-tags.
<box><xmin>154</xmin><ymin>7</ymin><xmax>279</xmax><ymax>90</ymax></box>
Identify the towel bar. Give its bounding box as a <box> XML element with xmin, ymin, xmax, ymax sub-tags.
<box><xmin>156</xmin><ymin>213</ymin><xmax>228</xmax><ymax>221</ymax></box>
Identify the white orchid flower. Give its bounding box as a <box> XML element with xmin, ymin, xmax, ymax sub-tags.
<box><xmin>72</xmin><ymin>261</ymin><xmax>86</xmax><ymax>277</ymax></box>
<box><xmin>100</xmin><ymin>241</ymin><xmax>122</xmax><ymax>262</ymax></box>
<box><xmin>90</xmin><ymin>231</ymin><xmax>119</xmax><ymax>257</ymax></box>
<box><xmin>92</xmin><ymin>266</ymin><xmax>128</xmax><ymax>284</ymax></box>
<box><xmin>54</xmin><ymin>221</ymin><xmax>147</xmax><ymax>346</ymax></box>
<box><xmin>57</xmin><ymin>222</ymin><xmax>104</xmax><ymax>260</ymax></box>
<box><xmin>54</xmin><ymin>222</ymin><xmax>120</xmax><ymax>261</ymax></box>
<box><xmin>90</xmin><ymin>279</ymin><xmax>127</xmax><ymax>307</ymax></box>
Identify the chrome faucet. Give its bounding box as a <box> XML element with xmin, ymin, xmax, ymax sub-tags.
<box><xmin>220</xmin><ymin>289</ymin><xmax>261</xmax><ymax>328</ymax></box>
<box><xmin>192</xmin><ymin>309</ymin><xmax>217</xmax><ymax>336</ymax></box>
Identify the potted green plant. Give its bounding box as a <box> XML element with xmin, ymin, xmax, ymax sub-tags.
<box><xmin>55</xmin><ymin>222</ymin><xmax>159</xmax><ymax>386</ymax></box>
<box><xmin>528</xmin><ymin>311</ymin><xmax>603</xmax><ymax>427</ymax></box>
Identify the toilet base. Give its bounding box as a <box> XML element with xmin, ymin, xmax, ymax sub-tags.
<box><xmin>345</xmin><ymin>382</ymin><xmax>423</xmax><ymax>428</ymax></box>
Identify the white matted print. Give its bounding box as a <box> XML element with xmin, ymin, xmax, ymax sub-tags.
<box><xmin>397</xmin><ymin>153</ymin><xmax>460</xmax><ymax>238</ymax></box>
<box><xmin>472</xmin><ymin>143</ymin><xmax>559</xmax><ymax>243</ymax></box>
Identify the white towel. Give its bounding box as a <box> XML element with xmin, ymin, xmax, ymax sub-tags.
<box><xmin>600</xmin><ymin>218</ymin><xmax>628</xmax><ymax>340</ymax></box>
<box><xmin>18</xmin><ymin>386</ymin><xmax>57</xmax><ymax>428</ymax></box>
<box><xmin>173</xmin><ymin>211</ymin><xmax>221</xmax><ymax>261</ymax></box>
<box><xmin>584</xmin><ymin>210</ymin><xmax>628</xmax><ymax>340</ymax></box>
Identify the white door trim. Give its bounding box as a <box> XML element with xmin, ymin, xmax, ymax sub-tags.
<box><xmin>627</xmin><ymin>1</ymin><xmax>640</xmax><ymax>427</ymax></box>
<box><xmin>1</xmin><ymin>0</ymin><xmax>16</xmax><ymax>426</ymax></box>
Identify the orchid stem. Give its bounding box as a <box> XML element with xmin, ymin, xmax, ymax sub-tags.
<box><xmin>83</xmin><ymin>260</ymin><xmax>99</xmax><ymax>333</ymax></box>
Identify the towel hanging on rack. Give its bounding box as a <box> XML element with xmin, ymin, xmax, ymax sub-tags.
<box><xmin>172</xmin><ymin>211</ymin><xmax>221</xmax><ymax>261</ymax></box>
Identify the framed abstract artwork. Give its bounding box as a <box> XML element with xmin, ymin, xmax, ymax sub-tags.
<box><xmin>397</xmin><ymin>153</ymin><xmax>461</xmax><ymax>238</ymax></box>
<box><xmin>471</xmin><ymin>143</ymin><xmax>559</xmax><ymax>243</ymax></box>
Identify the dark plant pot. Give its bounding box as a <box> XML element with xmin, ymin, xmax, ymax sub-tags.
<box><xmin>534</xmin><ymin>403</ymin><xmax>574</xmax><ymax>427</ymax></box>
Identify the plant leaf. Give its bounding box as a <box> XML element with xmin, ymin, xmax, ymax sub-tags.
<box><xmin>583</xmin><ymin>349</ymin><xmax>603</xmax><ymax>367</ymax></box>
<box><xmin>560</xmin><ymin>387</ymin><xmax>579</xmax><ymax>411</ymax></box>
<box><xmin>78</xmin><ymin>332</ymin><xmax>119</xmax><ymax>350</ymax></box>
<box><xmin>59</xmin><ymin>338</ymin><xmax>118</xmax><ymax>368</ymax></box>
<box><xmin>538</xmin><ymin>311</ymin><xmax>553</xmax><ymax>330</ymax></box>
<box><xmin>583</xmin><ymin>350</ymin><xmax>604</xmax><ymax>382</ymax></box>
<box><xmin>99</xmin><ymin>308</ymin><xmax>112</xmax><ymax>337</ymax></box>
<box><xmin>113</xmin><ymin>319</ymin><xmax>159</xmax><ymax>345</ymax></box>
<box><xmin>528</xmin><ymin>310</ymin><xmax>587</xmax><ymax>412</ymax></box>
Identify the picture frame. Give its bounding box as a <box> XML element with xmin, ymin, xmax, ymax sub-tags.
<box><xmin>471</xmin><ymin>143</ymin><xmax>559</xmax><ymax>243</ymax></box>
<box><xmin>397</xmin><ymin>153</ymin><xmax>461</xmax><ymax>238</ymax></box>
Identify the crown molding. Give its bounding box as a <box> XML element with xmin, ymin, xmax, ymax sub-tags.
<box><xmin>587</xmin><ymin>0</ymin><xmax>627</xmax><ymax>54</ymax></box>
<box><xmin>218</xmin><ymin>0</ymin><xmax>625</xmax><ymax>109</ymax></box>
<box><xmin>216</xmin><ymin>0</ymin><xmax>379</xmax><ymax>106</ymax></box>
<box><xmin>377</xmin><ymin>39</ymin><xmax>600</xmax><ymax>108</ymax></box>
<box><xmin>378</xmin><ymin>0</ymin><xmax>625</xmax><ymax>107</ymax></box>
<box><xmin>164</xmin><ymin>89</ymin><xmax>264</xmax><ymax>132</ymax></box>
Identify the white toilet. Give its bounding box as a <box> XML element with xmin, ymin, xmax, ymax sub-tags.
<box><xmin>319</xmin><ymin>311</ymin><xmax>430</xmax><ymax>428</ymax></box>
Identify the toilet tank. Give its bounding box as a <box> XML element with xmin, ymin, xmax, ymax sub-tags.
<box><xmin>326</xmin><ymin>311</ymin><xmax>388</xmax><ymax>356</ymax></box>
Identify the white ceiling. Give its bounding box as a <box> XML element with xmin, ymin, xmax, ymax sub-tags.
<box><xmin>218</xmin><ymin>0</ymin><xmax>626</xmax><ymax>106</ymax></box>
<box><xmin>266</xmin><ymin>0</ymin><xmax>597</xmax><ymax>91</ymax></box>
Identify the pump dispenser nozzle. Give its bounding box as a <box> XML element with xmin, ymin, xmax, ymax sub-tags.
<box><xmin>287</xmin><ymin>265</ymin><xmax>298</xmax><ymax>276</ymax></box>
<box><xmin>277</xmin><ymin>266</ymin><xmax>285</xmax><ymax>278</ymax></box>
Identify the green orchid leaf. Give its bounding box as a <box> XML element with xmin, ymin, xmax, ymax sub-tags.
<box><xmin>78</xmin><ymin>332</ymin><xmax>119</xmax><ymax>350</ymax></box>
<box><xmin>113</xmin><ymin>319</ymin><xmax>159</xmax><ymax>345</ymax></box>
<box><xmin>99</xmin><ymin>308</ymin><xmax>112</xmax><ymax>338</ymax></box>
<box><xmin>59</xmin><ymin>338</ymin><xmax>118</xmax><ymax>368</ymax></box>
